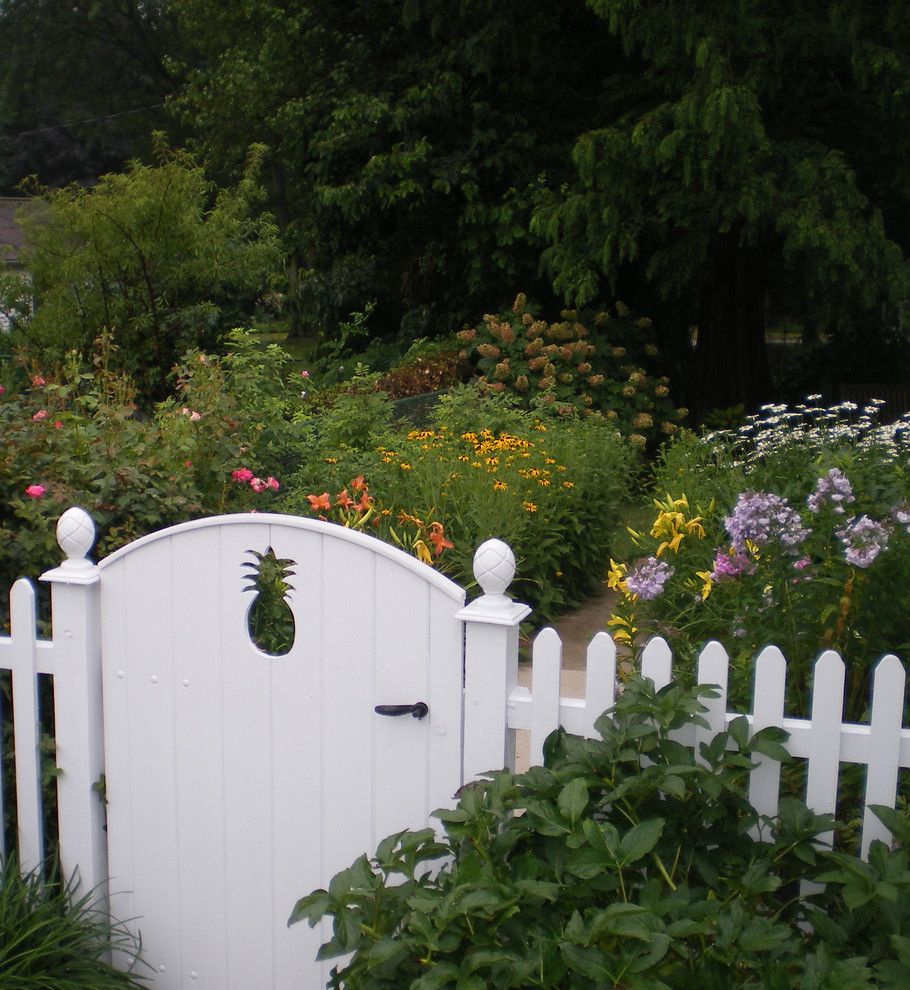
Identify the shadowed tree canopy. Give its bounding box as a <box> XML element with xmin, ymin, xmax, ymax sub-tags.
<box><xmin>169</xmin><ymin>0</ymin><xmax>620</xmax><ymax>339</ymax></box>
<box><xmin>533</xmin><ymin>0</ymin><xmax>910</xmax><ymax>411</ymax></box>
<box><xmin>0</xmin><ymin>0</ymin><xmax>182</xmax><ymax>192</ymax></box>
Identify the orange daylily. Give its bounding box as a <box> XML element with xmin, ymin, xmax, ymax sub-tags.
<box><xmin>428</xmin><ymin>522</ymin><xmax>453</xmax><ymax>556</ymax></box>
<box><xmin>307</xmin><ymin>492</ymin><xmax>331</xmax><ymax>511</ymax></box>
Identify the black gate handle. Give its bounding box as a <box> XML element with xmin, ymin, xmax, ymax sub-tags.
<box><xmin>374</xmin><ymin>702</ymin><xmax>429</xmax><ymax>720</ymax></box>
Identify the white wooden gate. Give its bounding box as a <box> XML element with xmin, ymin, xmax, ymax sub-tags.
<box><xmin>96</xmin><ymin>514</ymin><xmax>466</xmax><ymax>989</ymax></box>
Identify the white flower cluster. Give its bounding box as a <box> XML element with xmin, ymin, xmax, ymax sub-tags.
<box><xmin>703</xmin><ymin>398</ymin><xmax>910</xmax><ymax>466</ymax></box>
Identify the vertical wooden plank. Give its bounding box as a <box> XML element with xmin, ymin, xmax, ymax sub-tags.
<box><xmin>373</xmin><ymin>557</ymin><xmax>431</xmax><ymax>841</ymax></box>
<box><xmin>530</xmin><ymin>628</ymin><xmax>562</xmax><ymax>767</ymax></box>
<box><xmin>218</xmin><ymin>523</ymin><xmax>276</xmax><ymax>990</ymax></box>
<box><xmin>425</xmin><ymin>586</ymin><xmax>465</xmax><ymax>814</ymax></box>
<box><xmin>170</xmin><ymin>526</ymin><xmax>229</xmax><ymax>990</ymax></box>
<box><xmin>805</xmin><ymin>650</ymin><xmax>846</xmax><ymax>850</ymax></box>
<box><xmin>694</xmin><ymin>641</ymin><xmax>729</xmax><ymax>762</ymax></box>
<box><xmin>861</xmin><ymin>655</ymin><xmax>906</xmax><ymax>856</ymax></box>
<box><xmin>320</xmin><ymin>538</ymin><xmax>378</xmax><ymax>882</ymax></box>
<box><xmin>111</xmin><ymin>538</ymin><xmax>182</xmax><ymax>984</ymax></box>
<box><xmin>10</xmin><ymin>579</ymin><xmax>43</xmax><ymax>871</ymax></box>
<box><xmin>582</xmin><ymin>632</ymin><xmax>616</xmax><ymax>738</ymax></box>
<box><xmin>98</xmin><ymin>551</ymin><xmax>136</xmax><ymax>970</ymax></box>
<box><xmin>748</xmin><ymin>646</ymin><xmax>787</xmax><ymax>836</ymax></box>
<box><xmin>640</xmin><ymin>636</ymin><xmax>672</xmax><ymax>690</ymax></box>
<box><xmin>268</xmin><ymin>525</ymin><xmax>326</xmax><ymax>988</ymax></box>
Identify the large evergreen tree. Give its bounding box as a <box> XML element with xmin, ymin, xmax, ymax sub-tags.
<box><xmin>534</xmin><ymin>1</ymin><xmax>910</xmax><ymax>410</ymax></box>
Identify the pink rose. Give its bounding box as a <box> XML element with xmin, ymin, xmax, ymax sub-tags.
<box><xmin>32</xmin><ymin>409</ymin><xmax>48</xmax><ymax>421</ymax></box>
<box><xmin>250</xmin><ymin>477</ymin><xmax>267</xmax><ymax>493</ymax></box>
<box><xmin>232</xmin><ymin>467</ymin><xmax>254</xmax><ymax>483</ymax></box>
<box><xmin>300</xmin><ymin>369</ymin><xmax>310</xmax><ymax>378</ymax></box>
<box><xmin>266</xmin><ymin>476</ymin><xmax>279</xmax><ymax>491</ymax></box>
<box><xmin>31</xmin><ymin>375</ymin><xmax>45</xmax><ymax>387</ymax></box>
<box><xmin>53</xmin><ymin>420</ymin><xmax>63</xmax><ymax>429</ymax></box>
<box><xmin>0</xmin><ymin>385</ymin><xmax>5</xmax><ymax>395</ymax></box>
<box><xmin>25</xmin><ymin>484</ymin><xmax>45</xmax><ymax>499</ymax></box>
<box><xmin>189</xmin><ymin>411</ymin><xmax>202</xmax><ymax>421</ymax></box>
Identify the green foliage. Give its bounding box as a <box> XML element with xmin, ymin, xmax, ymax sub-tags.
<box><xmin>283</xmin><ymin>385</ymin><xmax>639</xmax><ymax>620</ymax></box>
<box><xmin>0</xmin><ymin>335</ymin><xmax>291</xmax><ymax>620</ymax></box>
<box><xmin>170</xmin><ymin>0</ymin><xmax>617</xmax><ymax>337</ymax></box>
<box><xmin>612</xmin><ymin>400</ymin><xmax>910</xmax><ymax>716</ymax></box>
<box><xmin>3</xmin><ymin>141</ymin><xmax>280</xmax><ymax>401</ymax></box>
<box><xmin>457</xmin><ymin>294</ymin><xmax>686</xmax><ymax>449</ymax></box>
<box><xmin>533</xmin><ymin>1</ymin><xmax>910</xmax><ymax>409</ymax></box>
<box><xmin>0</xmin><ymin>855</ymin><xmax>147</xmax><ymax>988</ymax></box>
<box><xmin>292</xmin><ymin>677</ymin><xmax>910</xmax><ymax>988</ymax></box>
<box><xmin>0</xmin><ymin>0</ymin><xmax>179</xmax><ymax>193</ymax></box>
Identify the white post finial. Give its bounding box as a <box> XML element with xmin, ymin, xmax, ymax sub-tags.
<box><xmin>459</xmin><ymin>539</ymin><xmax>530</xmax><ymax>625</ymax></box>
<box><xmin>42</xmin><ymin>507</ymin><xmax>99</xmax><ymax>584</ymax></box>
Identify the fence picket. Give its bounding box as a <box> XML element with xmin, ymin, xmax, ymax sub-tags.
<box><xmin>748</xmin><ymin>646</ymin><xmax>787</xmax><ymax>832</ymax></box>
<box><xmin>582</xmin><ymin>633</ymin><xmax>616</xmax><ymax>738</ymax></box>
<box><xmin>530</xmin><ymin>628</ymin><xmax>562</xmax><ymax>766</ymax></box>
<box><xmin>10</xmin><ymin>579</ymin><xmax>43</xmax><ymax>872</ymax></box>
<box><xmin>862</xmin><ymin>655</ymin><xmax>906</xmax><ymax>856</ymax></box>
<box><xmin>640</xmin><ymin>636</ymin><xmax>672</xmax><ymax>690</ymax></box>
<box><xmin>695</xmin><ymin>642</ymin><xmax>729</xmax><ymax>760</ymax></box>
<box><xmin>805</xmin><ymin>651</ymin><xmax>846</xmax><ymax>850</ymax></box>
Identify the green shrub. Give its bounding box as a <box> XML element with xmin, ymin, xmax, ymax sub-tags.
<box><xmin>456</xmin><ymin>294</ymin><xmax>686</xmax><ymax>449</ymax></box>
<box><xmin>3</xmin><ymin>141</ymin><xmax>280</xmax><ymax>403</ymax></box>
<box><xmin>0</xmin><ymin>337</ymin><xmax>291</xmax><ymax>620</ymax></box>
<box><xmin>281</xmin><ymin>385</ymin><xmax>639</xmax><ymax>621</ymax></box>
<box><xmin>292</xmin><ymin>677</ymin><xmax>910</xmax><ymax>988</ymax></box>
<box><xmin>0</xmin><ymin>856</ymin><xmax>147</xmax><ymax>988</ymax></box>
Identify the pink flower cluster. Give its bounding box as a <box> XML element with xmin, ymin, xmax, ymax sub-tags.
<box><xmin>181</xmin><ymin>407</ymin><xmax>202</xmax><ymax>421</ymax></box>
<box><xmin>25</xmin><ymin>484</ymin><xmax>45</xmax><ymax>499</ymax></box>
<box><xmin>231</xmin><ymin>467</ymin><xmax>279</xmax><ymax>493</ymax></box>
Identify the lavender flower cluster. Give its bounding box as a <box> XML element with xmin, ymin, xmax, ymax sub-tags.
<box><xmin>724</xmin><ymin>491</ymin><xmax>809</xmax><ymax>552</ymax></box>
<box><xmin>711</xmin><ymin>547</ymin><xmax>755</xmax><ymax>581</ymax></box>
<box><xmin>625</xmin><ymin>556</ymin><xmax>673</xmax><ymax>600</ymax></box>
<box><xmin>836</xmin><ymin>515</ymin><xmax>890</xmax><ymax>569</ymax></box>
<box><xmin>807</xmin><ymin>467</ymin><xmax>854</xmax><ymax>515</ymax></box>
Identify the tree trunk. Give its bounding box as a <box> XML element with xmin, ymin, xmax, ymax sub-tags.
<box><xmin>692</xmin><ymin>234</ymin><xmax>772</xmax><ymax>414</ymax></box>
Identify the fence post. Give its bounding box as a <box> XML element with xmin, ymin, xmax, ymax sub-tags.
<box><xmin>39</xmin><ymin>507</ymin><xmax>106</xmax><ymax>902</ymax></box>
<box><xmin>457</xmin><ymin>539</ymin><xmax>531</xmax><ymax>781</ymax></box>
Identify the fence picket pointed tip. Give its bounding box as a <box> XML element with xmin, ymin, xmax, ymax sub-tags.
<box><xmin>534</xmin><ymin>626</ymin><xmax>562</xmax><ymax>649</ymax></box>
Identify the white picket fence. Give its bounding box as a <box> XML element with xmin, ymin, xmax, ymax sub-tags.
<box><xmin>0</xmin><ymin>507</ymin><xmax>909</xmax><ymax>989</ymax></box>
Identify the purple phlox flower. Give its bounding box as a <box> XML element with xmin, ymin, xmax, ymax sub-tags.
<box><xmin>625</xmin><ymin>556</ymin><xmax>673</xmax><ymax>600</ymax></box>
<box><xmin>891</xmin><ymin>502</ymin><xmax>910</xmax><ymax>536</ymax></box>
<box><xmin>807</xmin><ymin>468</ymin><xmax>855</xmax><ymax>515</ymax></box>
<box><xmin>725</xmin><ymin>491</ymin><xmax>809</xmax><ymax>551</ymax></box>
<box><xmin>711</xmin><ymin>547</ymin><xmax>755</xmax><ymax>581</ymax></box>
<box><xmin>792</xmin><ymin>556</ymin><xmax>812</xmax><ymax>571</ymax></box>
<box><xmin>836</xmin><ymin>515</ymin><xmax>890</xmax><ymax>568</ymax></box>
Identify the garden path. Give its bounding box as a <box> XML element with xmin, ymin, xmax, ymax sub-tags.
<box><xmin>515</xmin><ymin>586</ymin><xmax>616</xmax><ymax>771</ymax></box>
